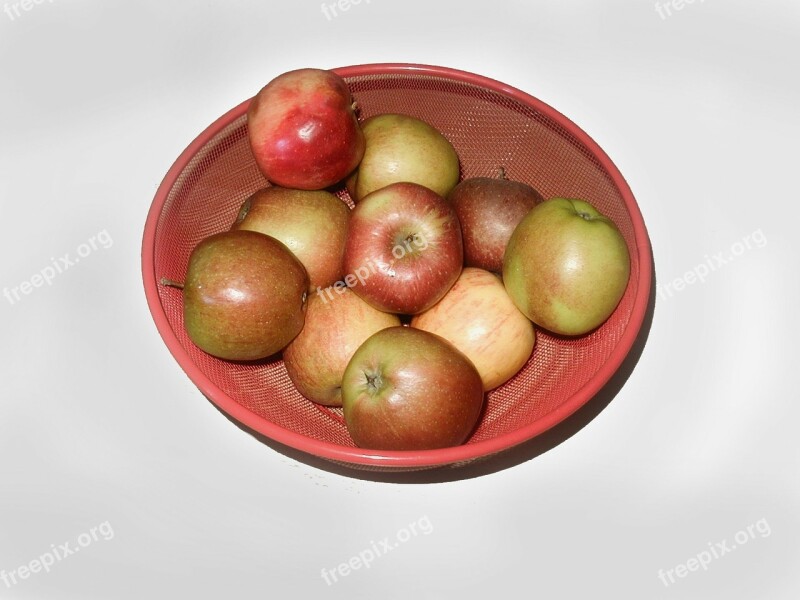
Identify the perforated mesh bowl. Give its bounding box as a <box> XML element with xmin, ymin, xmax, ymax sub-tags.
<box><xmin>142</xmin><ymin>63</ymin><xmax>652</xmax><ymax>471</ymax></box>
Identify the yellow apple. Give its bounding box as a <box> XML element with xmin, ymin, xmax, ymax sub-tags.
<box><xmin>348</xmin><ymin>113</ymin><xmax>460</xmax><ymax>202</ymax></box>
<box><xmin>282</xmin><ymin>287</ymin><xmax>400</xmax><ymax>406</ymax></box>
<box><xmin>411</xmin><ymin>267</ymin><xmax>535</xmax><ymax>391</ymax></box>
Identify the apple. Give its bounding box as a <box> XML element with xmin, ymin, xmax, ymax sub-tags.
<box><xmin>247</xmin><ymin>68</ymin><xmax>365</xmax><ymax>190</ymax></box>
<box><xmin>448</xmin><ymin>169</ymin><xmax>543</xmax><ymax>273</ymax></box>
<box><xmin>341</xmin><ymin>326</ymin><xmax>484</xmax><ymax>450</ymax></box>
<box><xmin>282</xmin><ymin>287</ymin><xmax>401</xmax><ymax>407</ymax></box>
<box><xmin>411</xmin><ymin>267</ymin><xmax>535</xmax><ymax>391</ymax></box>
<box><xmin>503</xmin><ymin>198</ymin><xmax>630</xmax><ymax>336</ymax></box>
<box><xmin>347</xmin><ymin>113</ymin><xmax>460</xmax><ymax>202</ymax></box>
<box><xmin>231</xmin><ymin>186</ymin><xmax>349</xmax><ymax>290</ymax></box>
<box><xmin>181</xmin><ymin>230</ymin><xmax>308</xmax><ymax>361</ymax></box>
<box><xmin>342</xmin><ymin>181</ymin><xmax>463</xmax><ymax>315</ymax></box>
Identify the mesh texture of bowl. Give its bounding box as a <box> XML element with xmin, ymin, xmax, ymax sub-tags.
<box><xmin>142</xmin><ymin>63</ymin><xmax>652</xmax><ymax>471</ymax></box>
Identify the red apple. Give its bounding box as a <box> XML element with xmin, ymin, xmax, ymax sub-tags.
<box><xmin>231</xmin><ymin>186</ymin><xmax>349</xmax><ymax>290</ymax></box>
<box><xmin>503</xmin><ymin>198</ymin><xmax>631</xmax><ymax>336</ymax></box>
<box><xmin>411</xmin><ymin>268</ymin><xmax>535</xmax><ymax>391</ymax></box>
<box><xmin>181</xmin><ymin>230</ymin><xmax>308</xmax><ymax>361</ymax></box>
<box><xmin>282</xmin><ymin>287</ymin><xmax>401</xmax><ymax>407</ymax></box>
<box><xmin>448</xmin><ymin>169</ymin><xmax>543</xmax><ymax>273</ymax></box>
<box><xmin>247</xmin><ymin>68</ymin><xmax>365</xmax><ymax>190</ymax></box>
<box><xmin>341</xmin><ymin>326</ymin><xmax>484</xmax><ymax>450</ymax></box>
<box><xmin>342</xmin><ymin>182</ymin><xmax>463</xmax><ymax>315</ymax></box>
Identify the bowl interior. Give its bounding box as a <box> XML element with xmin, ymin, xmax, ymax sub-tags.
<box><xmin>146</xmin><ymin>65</ymin><xmax>647</xmax><ymax>468</ymax></box>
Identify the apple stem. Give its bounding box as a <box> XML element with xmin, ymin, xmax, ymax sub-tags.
<box><xmin>497</xmin><ymin>166</ymin><xmax>508</xmax><ymax>180</ymax></box>
<box><xmin>159</xmin><ymin>277</ymin><xmax>184</xmax><ymax>290</ymax></box>
<box><xmin>234</xmin><ymin>196</ymin><xmax>252</xmax><ymax>225</ymax></box>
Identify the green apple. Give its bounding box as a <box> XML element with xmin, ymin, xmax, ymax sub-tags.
<box><xmin>347</xmin><ymin>113</ymin><xmax>460</xmax><ymax>202</ymax></box>
<box><xmin>232</xmin><ymin>186</ymin><xmax>349</xmax><ymax>291</ymax></box>
<box><xmin>502</xmin><ymin>198</ymin><xmax>630</xmax><ymax>336</ymax></box>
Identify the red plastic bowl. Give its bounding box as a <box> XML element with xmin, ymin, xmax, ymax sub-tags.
<box><xmin>142</xmin><ymin>63</ymin><xmax>652</xmax><ymax>471</ymax></box>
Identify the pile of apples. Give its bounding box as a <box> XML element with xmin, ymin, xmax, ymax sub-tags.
<box><xmin>166</xmin><ymin>68</ymin><xmax>631</xmax><ymax>452</ymax></box>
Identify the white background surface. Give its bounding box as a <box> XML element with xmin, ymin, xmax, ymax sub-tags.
<box><xmin>1</xmin><ymin>0</ymin><xmax>798</xmax><ymax>598</ymax></box>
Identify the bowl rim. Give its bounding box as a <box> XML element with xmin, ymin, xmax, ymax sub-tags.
<box><xmin>141</xmin><ymin>62</ymin><xmax>653</xmax><ymax>469</ymax></box>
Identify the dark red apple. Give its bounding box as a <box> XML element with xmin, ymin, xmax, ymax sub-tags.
<box><xmin>247</xmin><ymin>68</ymin><xmax>365</xmax><ymax>190</ymax></box>
<box><xmin>181</xmin><ymin>230</ymin><xmax>308</xmax><ymax>361</ymax></box>
<box><xmin>342</xmin><ymin>182</ymin><xmax>463</xmax><ymax>315</ymax></box>
<box><xmin>448</xmin><ymin>169</ymin><xmax>543</xmax><ymax>273</ymax></box>
<box><xmin>341</xmin><ymin>326</ymin><xmax>484</xmax><ymax>450</ymax></box>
